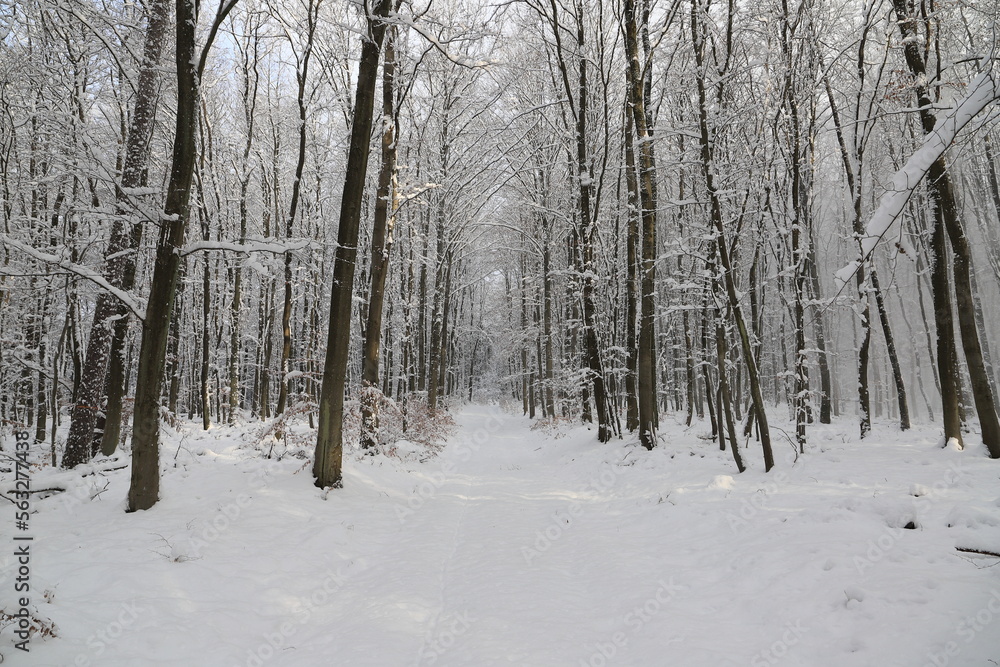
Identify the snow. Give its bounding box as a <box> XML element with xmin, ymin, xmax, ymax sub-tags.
<box><xmin>834</xmin><ymin>260</ymin><xmax>861</xmax><ymax>289</ymax></box>
<box><xmin>3</xmin><ymin>406</ymin><xmax>1000</xmax><ymax>666</ymax></box>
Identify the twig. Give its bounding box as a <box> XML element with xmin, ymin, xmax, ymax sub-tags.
<box><xmin>82</xmin><ymin>465</ymin><xmax>128</xmax><ymax>476</ymax></box>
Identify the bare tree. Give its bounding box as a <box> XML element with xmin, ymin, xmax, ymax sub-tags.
<box><xmin>128</xmin><ymin>0</ymin><xmax>239</xmax><ymax>511</ymax></box>
<box><xmin>314</xmin><ymin>0</ymin><xmax>394</xmax><ymax>489</ymax></box>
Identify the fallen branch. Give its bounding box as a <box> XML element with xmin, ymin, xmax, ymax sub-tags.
<box><xmin>957</xmin><ymin>546</ymin><xmax>1000</xmax><ymax>558</ymax></box>
<box><xmin>4</xmin><ymin>487</ymin><xmax>68</xmax><ymax>496</ymax></box>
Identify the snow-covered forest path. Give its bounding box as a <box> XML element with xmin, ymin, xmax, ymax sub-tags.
<box><xmin>12</xmin><ymin>406</ymin><xmax>1000</xmax><ymax>666</ymax></box>
<box><xmin>345</xmin><ymin>405</ymin><xmax>677</xmax><ymax>667</ymax></box>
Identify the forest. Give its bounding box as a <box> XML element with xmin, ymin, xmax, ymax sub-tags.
<box><xmin>2</xmin><ymin>0</ymin><xmax>1000</xmax><ymax>663</ymax></box>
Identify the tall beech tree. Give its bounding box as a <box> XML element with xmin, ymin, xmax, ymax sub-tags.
<box><xmin>360</xmin><ymin>23</ymin><xmax>400</xmax><ymax>450</ymax></box>
<box><xmin>691</xmin><ymin>0</ymin><xmax>774</xmax><ymax>471</ymax></box>
<box><xmin>622</xmin><ymin>0</ymin><xmax>658</xmax><ymax>450</ymax></box>
<box><xmin>314</xmin><ymin>0</ymin><xmax>393</xmax><ymax>488</ymax></box>
<box><xmin>127</xmin><ymin>0</ymin><xmax>239</xmax><ymax>511</ymax></box>
<box><xmin>537</xmin><ymin>0</ymin><xmax>612</xmax><ymax>442</ymax></box>
<box><xmin>275</xmin><ymin>0</ymin><xmax>321</xmax><ymax>417</ymax></box>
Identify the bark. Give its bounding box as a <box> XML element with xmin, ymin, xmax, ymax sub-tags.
<box><xmin>417</xmin><ymin>210</ymin><xmax>429</xmax><ymax>392</ymax></box>
<box><xmin>436</xmin><ymin>256</ymin><xmax>454</xmax><ymax>404</ymax></box>
<box><xmin>805</xmin><ymin>236</ymin><xmax>832</xmax><ymax>424</ymax></box>
<box><xmin>716</xmin><ymin>312</ymin><xmax>745</xmax><ymax>472</ymax></box>
<box><xmin>520</xmin><ymin>257</ymin><xmax>529</xmax><ymax>416</ymax></box>
<box><xmin>623</xmin><ymin>0</ymin><xmax>657</xmax><ymax>449</ymax></box>
<box><xmin>275</xmin><ymin>3</ymin><xmax>318</xmax><ymax>416</ymax></box>
<box><xmin>779</xmin><ymin>0</ymin><xmax>808</xmax><ymax>452</ymax></box>
<box><xmin>683</xmin><ymin>309</ymin><xmax>696</xmax><ymax>426</ymax></box>
<box><xmin>541</xmin><ymin>218</ymin><xmax>556</xmax><ymax>418</ymax></box>
<box><xmin>549</xmin><ymin>0</ymin><xmax>611</xmax><ymax>441</ymax></box>
<box><xmin>200</xmin><ymin>210</ymin><xmax>211</xmax><ymax>430</ymax></box>
<box><xmin>427</xmin><ymin>221</ymin><xmax>446</xmax><ymax>414</ymax></box>
<box><xmin>166</xmin><ymin>263</ymin><xmax>187</xmax><ymax>415</ymax></box>
<box><xmin>623</xmin><ymin>100</ymin><xmax>640</xmax><ymax>433</ymax></box>
<box><xmin>870</xmin><ymin>268</ymin><xmax>911</xmax><ymax>430</ymax></box>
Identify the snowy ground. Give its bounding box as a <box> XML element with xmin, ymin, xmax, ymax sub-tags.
<box><xmin>2</xmin><ymin>405</ymin><xmax>1000</xmax><ymax>666</ymax></box>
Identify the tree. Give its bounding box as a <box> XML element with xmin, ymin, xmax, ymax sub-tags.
<box><xmin>535</xmin><ymin>0</ymin><xmax>612</xmax><ymax>442</ymax></box>
<box><xmin>360</xmin><ymin>23</ymin><xmax>401</xmax><ymax>450</ymax></box>
<box><xmin>622</xmin><ymin>0</ymin><xmax>658</xmax><ymax>450</ymax></box>
<box><xmin>127</xmin><ymin>0</ymin><xmax>239</xmax><ymax>511</ymax></box>
<box><xmin>275</xmin><ymin>0</ymin><xmax>321</xmax><ymax>418</ymax></box>
<box><xmin>691</xmin><ymin>0</ymin><xmax>774</xmax><ymax>470</ymax></box>
<box><xmin>314</xmin><ymin>0</ymin><xmax>394</xmax><ymax>489</ymax></box>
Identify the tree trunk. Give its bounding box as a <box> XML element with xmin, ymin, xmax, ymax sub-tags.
<box><xmin>870</xmin><ymin>268</ymin><xmax>911</xmax><ymax>430</ymax></box>
<box><xmin>360</xmin><ymin>28</ymin><xmax>398</xmax><ymax>450</ymax></box>
<box><xmin>275</xmin><ymin>6</ymin><xmax>317</xmax><ymax>417</ymax></box>
<box><xmin>427</xmin><ymin>221</ymin><xmax>446</xmax><ymax>414</ymax></box>
<box><xmin>313</xmin><ymin>0</ymin><xmax>393</xmax><ymax>489</ymax></box>
<box><xmin>541</xmin><ymin>219</ymin><xmax>556</xmax><ymax>418</ymax></box>
<box><xmin>716</xmin><ymin>311</ymin><xmax>745</xmax><ymax>472</ymax></box>
<box><xmin>692</xmin><ymin>0</ymin><xmax>773</xmax><ymax>470</ymax></box>
<box><xmin>127</xmin><ymin>0</ymin><xmax>237</xmax><ymax>511</ymax></box>
<box><xmin>200</xmin><ymin>210</ymin><xmax>211</xmax><ymax>431</ymax></box>
<box><xmin>623</xmin><ymin>0</ymin><xmax>658</xmax><ymax>449</ymax></box>
<box><xmin>622</xmin><ymin>100</ymin><xmax>640</xmax><ymax>433</ymax></box>
<box><xmin>804</xmin><ymin>226</ymin><xmax>832</xmax><ymax>424</ymax></box>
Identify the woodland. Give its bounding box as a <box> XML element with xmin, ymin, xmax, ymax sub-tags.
<box><xmin>1</xmin><ymin>0</ymin><xmax>1000</xmax><ymax>506</ymax></box>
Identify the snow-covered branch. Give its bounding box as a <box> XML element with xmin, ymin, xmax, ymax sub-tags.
<box><xmin>178</xmin><ymin>238</ymin><xmax>320</xmax><ymax>257</ymax></box>
<box><xmin>0</xmin><ymin>235</ymin><xmax>146</xmax><ymax>321</ymax></box>
<box><xmin>858</xmin><ymin>64</ymin><xmax>1000</xmax><ymax>260</ymax></box>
